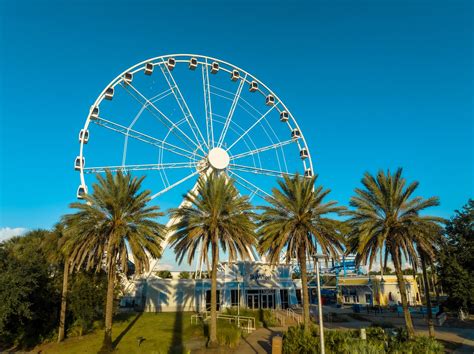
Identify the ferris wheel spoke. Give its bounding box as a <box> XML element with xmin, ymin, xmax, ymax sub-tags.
<box><xmin>159</xmin><ymin>60</ymin><xmax>209</xmax><ymax>151</ymax></box>
<box><xmin>226</xmin><ymin>105</ymin><xmax>277</xmax><ymax>152</ymax></box>
<box><xmin>122</xmin><ymin>82</ymin><xmax>206</xmax><ymax>155</ymax></box>
<box><xmin>151</xmin><ymin>169</ymin><xmax>201</xmax><ymax>200</ymax></box>
<box><xmin>229</xmin><ymin>163</ymin><xmax>295</xmax><ymax>178</ymax></box>
<box><xmin>83</xmin><ymin>162</ymin><xmax>198</xmax><ymax>174</ymax></box>
<box><xmin>92</xmin><ymin>117</ymin><xmax>203</xmax><ymax>160</ymax></box>
<box><xmin>227</xmin><ymin>170</ymin><xmax>273</xmax><ymax>200</ymax></box>
<box><xmin>202</xmin><ymin>59</ymin><xmax>214</xmax><ymax>148</ymax></box>
<box><xmin>230</xmin><ymin>139</ymin><xmax>295</xmax><ymax>161</ymax></box>
<box><xmin>217</xmin><ymin>74</ymin><xmax>247</xmax><ymax>148</ymax></box>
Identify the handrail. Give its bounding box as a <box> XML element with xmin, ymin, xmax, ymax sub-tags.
<box><xmin>286</xmin><ymin>308</ymin><xmax>302</xmax><ymax>325</ymax></box>
<box><xmin>190</xmin><ymin>312</ymin><xmax>256</xmax><ymax>332</ymax></box>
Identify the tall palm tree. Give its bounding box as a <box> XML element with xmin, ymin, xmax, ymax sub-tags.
<box><xmin>168</xmin><ymin>173</ymin><xmax>256</xmax><ymax>346</ymax></box>
<box><xmin>345</xmin><ymin>168</ymin><xmax>442</xmax><ymax>339</ymax></box>
<box><xmin>258</xmin><ymin>174</ymin><xmax>344</xmax><ymax>331</ymax></box>
<box><xmin>62</xmin><ymin>171</ymin><xmax>165</xmax><ymax>352</ymax></box>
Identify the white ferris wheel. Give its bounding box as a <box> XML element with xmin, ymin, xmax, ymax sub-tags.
<box><xmin>75</xmin><ymin>54</ymin><xmax>314</xmax><ymax>265</ymax></box>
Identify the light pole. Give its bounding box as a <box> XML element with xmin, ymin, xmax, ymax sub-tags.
<box><xmin>312</xmin><ymin>253</ymin><xmax>326</xmax><ymax>354</ymax></box>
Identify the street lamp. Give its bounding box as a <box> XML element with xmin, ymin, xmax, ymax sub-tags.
<box><xmin>312</xmin><ymin>253</ymin><xmax>327</xmax><ymax>354</ymax></box>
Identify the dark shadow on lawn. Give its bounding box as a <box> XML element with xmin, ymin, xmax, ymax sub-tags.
<box><xmin>112</xmin><ymin>312</ymin><xmax>143</xmax><ymax>348</ymax></box>
<box><xmin>168</xmin><ymin>309</ymin><xmax>184</xmax><ymax>354</ymax></box>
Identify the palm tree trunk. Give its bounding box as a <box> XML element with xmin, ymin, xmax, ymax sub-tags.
<box><xmin>392</xmin><ymin>249</ymin><xmax>415</xmax><ymax>339</ymax></box>
<box><xmin>298</xmin><ymin>245</ymin><xmax>310</xmax><ymax>331</ymax></box>
<box><xmin>209</xmin><ymin>239</ymin><xmax>218</xmax><ymax>346</ymax></box>
<box><xmin>101</xmin><ymin>268</ymin><xmax>116</xmax><ymax>352</ymax></box>
<box><xmin>57</xmin><ymin>259</ymin><xmax>69</xmax><ymax>342</ymax></box>
<box><xmin>420</xmin><ymin>252</ymin><xmax>435</xmax><ymax>337</ymax></box>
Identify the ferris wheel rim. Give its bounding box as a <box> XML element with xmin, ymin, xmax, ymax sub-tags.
<box><xmin>77</xmin><ymin>53</ymin><xmax>314</xmax><ymax>199</ymax></box>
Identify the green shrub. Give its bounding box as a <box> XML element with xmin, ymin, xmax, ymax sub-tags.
<box><xmin>388</xmin><ymin>335</ymin><xmax>444</xmax><ymax>354</ymax></box>
<box><xmin>283</xmin><ymin>325</ymin><xmax>320</xmax><ymax>354</ymax></box>
<box><xmin>216</xmin><ymin>321</ymin><xmax>241</xmax><ymax>348</ymax></box>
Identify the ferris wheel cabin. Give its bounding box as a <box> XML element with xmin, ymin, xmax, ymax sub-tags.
<box><xmin>89</xmin><ymin>106</ymin><xmax>99</xmax><ymax>121</ymax></box>
<box><xmin>210</xmin><ymin>62</ymin><xmax>219</xmax><ymax>74</ymax></box>
<box><xmin>300</xmin><ymin>148</ymin><xmax>309</xmax><ymax>159</ymax></box>
<box><xmin>189</xmin><ymin>57</ymin><xmax>198</xmax><ymax>70</ymax></box>
<box><xmin>249</xmin><ymin>81</ymin><xmax>258</xmax><ymax>92</ymax></box>
<box><xmin>280</xmin><ymin>111</ymin><xmax>289</xmax><ymax>122</ymax></box>
<box><xmin>76</xmin><ymin>185</ymin><xmax>87</xmax><ymax>199</ymax></box>
<box><xmin>104</xmin><ymin>87</ymin><xmax>114</xmax><ymax>100</ymax></box>
<box><xmin>74</xmin><ymin>156</ymin><xmax>84</xmax><ymax>171</ymax></box>
<box><xmin>291</xmin><ymin>128</ymin><xmax>301</xmax><ymax>140</ymax></box>
<box><xmin>144</xmin><ymin>63</ymin><xmax>154</xmax><ymax>75</ymax></box>
<box><xmin>230</xmin><ymin>69</ymin><xmax>240</xmax><ymax>81</ymax></box>
<box><xmin>304</xmin><ymin>168</ymin><xmax>313</xmax><ymax>178</ymax></box>
<box><xmin>79</xmin><ymin>129</ymin><xmax>89</xmax><ymax>144</ymax></box>
<box><xmin>266</xmin><ymin>95</ymin><xmax>275</xmax><ymax>106</ymax></box>
<box><xmin>167</xmin><ymin>58</ymin><xmax>176</xmax><ymax>71</ymax></box>
<box><xmin>123</xmin><ymin>72</ymin><xmax>133</xmax><ymax>85</ymax></box>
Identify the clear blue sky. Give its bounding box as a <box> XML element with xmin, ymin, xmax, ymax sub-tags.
<box><xmin>0</xmin><ymin>0</ymin><xmax>472</xmax><ymax>234</ymax></box>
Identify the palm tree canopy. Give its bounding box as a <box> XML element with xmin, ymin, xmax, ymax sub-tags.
<box><xmin>62</xmin><ymin>171</ymin><xmax>165</xmax><ymax>275</ymax></box>
<box><xmin>258</xmin><ymin>174</ymin><xmax>345</xmax><ymax>264</ymax></box>
<box><xmin>346</xmin><ymin>168</ymin><xmax>444</xmax><ymax>271</ymax></box>
<box><xmin>168</xmin><ymin>173</ymin><xmax>257</xmax><ymax>265</ymax></box>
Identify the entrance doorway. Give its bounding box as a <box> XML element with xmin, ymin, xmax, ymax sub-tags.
<box><xmin>247</xmin><ymin>294</ymin><xmax>259</xmax><ymax>309</ymax></box>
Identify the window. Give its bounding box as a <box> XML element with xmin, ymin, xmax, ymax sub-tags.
<box><xmin>296</xmin><ymin>289</ymin><xmax>302</xmax><ymax>305</ymax></box>
<box><xmin>231</xmin><ymin>289</ymin><xmax>240</xmax><ymax>307</ymax></box>
<box><xmin>365</xmin><ymin>294</ymin><xmax>372</xmax><ymax>304</ymax></box>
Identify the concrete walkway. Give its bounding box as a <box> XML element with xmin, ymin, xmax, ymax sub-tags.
<box><xmin>236</xmin><ymin>327</ymin><xmax>286</xmax><ymax>354</ymax></box>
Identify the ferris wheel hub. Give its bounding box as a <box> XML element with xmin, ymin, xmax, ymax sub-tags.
<box><xmin>208</xmin><ymin>147</ymin><xmax>230</xmax><ymax>170</ymax></box>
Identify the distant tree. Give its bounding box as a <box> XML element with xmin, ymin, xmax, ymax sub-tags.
<box><xmin>437</xmin><ymin>199</ymin><xmax>474</xmax><ymax>312</ymax></box>
<box><xmin>62</xmin><ymin>171</ymin><xmax>166</xmax><ymax>352</ymax></box>
<box><xmin>68</xmin><ymin>272</ymin><xmax>107</xmax><ymax>335</ymax></box>
<box><xmin>0</xmin><ymin>230</ymin><xmax>60</xmax><ymax>349</ymax></box>
<box><xmin>179</xmin><ymin>271</ymin><xmax>191</xmax><ymax>279</ymax></box>
<box><xmin>156</xmin><ymin>270</ymin><xmax>172</xmax><ymax>279</ymax></box>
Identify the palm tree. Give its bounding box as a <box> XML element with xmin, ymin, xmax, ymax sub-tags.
<box><xmin>168</xmin><ymin>173</ymin><xmax>256</xmax><ymax>346</ymax></box>
<box><xmin>345</xmin><ymin>168</ymin><xmax>442</xmax><ymax>339</ymax></box>
<box><xmin>257</xmin><ymin>174</ymin><xmax>344</xmax><ymax>331</ymax></box>
<box><xmin>62</xmin><ymin>171</ymin><xmax>166</xmax><ymax>352</ymax></box>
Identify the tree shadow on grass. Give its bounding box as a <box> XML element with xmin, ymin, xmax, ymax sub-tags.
<box><xmin>112</xmin><ymin>312</ymin><xmax>143</xmax><ymax>348</ymax></box>
<box><xmin>168</xmin><ymin>308</ymin><xmax>184</xmax><ymax>353</ymax></box>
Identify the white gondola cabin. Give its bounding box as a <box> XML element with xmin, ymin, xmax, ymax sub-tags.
<box><xmin>291</xmin><ymin>128</ymin><xmax>301</xmax><ymax>140</ymax></box>
<box><xmin>189</xmin><ymin>57</ymin><xmax>198</xmax><ymax>70</ymax></box>
<box><xmin>105</xmin><ymin>87</ymin><xmax>114</xmax><ymax>100</ymax></box>
<box><xmin>167</xmin><ymin>57</ymin><xmax>176</xmax><ymax>71</ymax></box>
<box><xmin>76</xmin><ymin>185</ymin><xmax>87</xmax><ymax>199</ymax></box>
<box><xmin>249</xmin><ymin>81</ymin><xmax>258</xmax><ymax>92</ymax></box>
<box><xmin>210</xmin><ymin>62</ymin><xmax>219</xmax><ymax>74</ymax></box>
<box><xmin>280</xmin><ymin>111</ymin><xmax>289</xmax><ymax>122</ymax></box>
<box><xmin>144</xmin><ymin>63</ymin><xmax>154</xmax><ymax>75</ymax></box>
<box><xmin>266</xmin><ymin>95</ymin><xmax>275</xmax><ymax>106</ymax></box>
<box><xmin>90</xmin><ymin>106</ymin><xmax>99</xmax><ymax>120</ymax></box>
<box><xmin>79</xmin><ymin>129</ymin><xmax>89</xmax><ymax>144</ymax></box>
<box><xmin>300</xmin><ymin>148</ymin><xmax>309</xmax><ymax>159</ymax></box>
<box><xmin>304</xmin><ymin>168</ymin><xmax>313</xmax><ymax>178</ymax></box>
<box><xmin>74</xmin><ymin>156</ymin><xmax>85</xmax><ymax>171</ymax></box>
<box><xmin>231</xmin><ymin>69</ymin><xmax>240</xmax><ymax>81</ymax></box>
<box><xmin>123</xmin><ymin>72</ymin><xmax>133</xmax><ymax>85</ymax></box>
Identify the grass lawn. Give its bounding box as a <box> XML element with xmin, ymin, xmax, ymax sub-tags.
<box><xmin>34</xmin><ymin>312</ymin><xmax>204</xmax><ymax>354</ymax></box>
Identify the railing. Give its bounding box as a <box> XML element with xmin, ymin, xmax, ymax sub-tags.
<box><xmin>190</xmin><ymin>311</ymin><xmax>256</xmax><ymax>333</ymax></box>
<box><xmin>274</xmin><ymin>311</ymin><xmax>286</xmax><ymax>326</ymax></box>
<box><xmin>286</xmin><ymin>308</ymin><xmax>302</xmax><ymax>325</ymax></box>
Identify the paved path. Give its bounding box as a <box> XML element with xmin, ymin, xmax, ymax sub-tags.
<box><xmin>236</xmin><ymin>327</ymin><xmax>285</xmax><ymax>354</ymax></box>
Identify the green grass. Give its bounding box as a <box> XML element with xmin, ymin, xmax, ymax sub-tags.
<box><xmin>34</xmin><ymin>312</ymin><xmax>204</xmax><ymax>354</ymax></box>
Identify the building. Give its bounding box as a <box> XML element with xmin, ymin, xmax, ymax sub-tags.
<box><xmin>338</xmin><ymin>275</ymin><xmax>421</xmax><ymax>306</ymax></box>
<box><xmin>125</xmin><ymin>261</ymin><xmax>303</xmax><ymax>312</ymax></box>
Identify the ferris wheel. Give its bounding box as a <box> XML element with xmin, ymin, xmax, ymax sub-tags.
<box><xmin>75</xmin><ymin>53</ymin><xmax>313</xmax><ymax>225</ymax></box>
